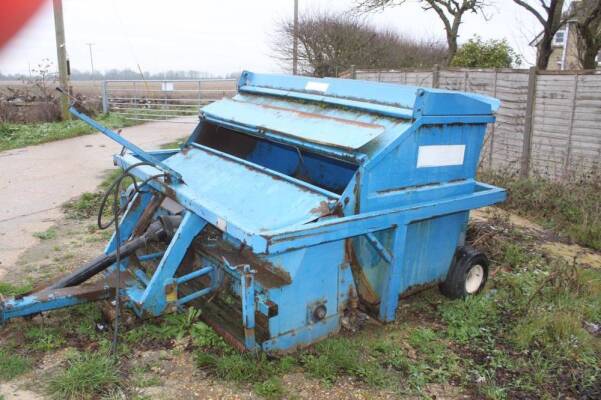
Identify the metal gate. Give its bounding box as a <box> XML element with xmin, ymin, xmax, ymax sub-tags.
<box><xmin>101</xmin><ymin>79</ymin><xmax>237</xmax><ymax>123</ymax></box>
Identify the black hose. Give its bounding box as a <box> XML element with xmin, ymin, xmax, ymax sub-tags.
<box><xmin>98</xmin><ymin>162</ymin><xmax>166</xmax><ymax>355</ymax></box>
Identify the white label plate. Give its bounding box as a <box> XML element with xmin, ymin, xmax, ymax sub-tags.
<box><xmin>305</xmin><ymin>81</ymin><xmax>329</xmax><ymax>92</ymax></box>
<box><xmin>417</xmin><ymin>145</ymin><xmax>465</xmax><ymax>168</ymax></box>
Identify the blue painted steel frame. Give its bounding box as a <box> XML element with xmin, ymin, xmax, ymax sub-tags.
<box><xmin>68</xmin><ymin>107</ymin><xmax>182</xmax><ymax>181</ymax></box>
<box><xmin>1</xmin><ymin>72</ymin><xmax>508</xmax><ymax>354</ymax></box>
<box><xmin>135</xmin><ymin>211</ymin><xmax>207</xmax><ymax>315</ymax></box>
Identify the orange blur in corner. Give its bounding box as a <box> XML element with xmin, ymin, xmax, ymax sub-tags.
<box><xmin>0</xmin><ymin>0</ymin><xmax>46</xmax><ymax>49</ymax></box>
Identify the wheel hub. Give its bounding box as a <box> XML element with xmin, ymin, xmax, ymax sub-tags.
<box><xmin>465</xmin><ymin>264</ymin><xmax>484</xmax><ymax>294</ymax></box>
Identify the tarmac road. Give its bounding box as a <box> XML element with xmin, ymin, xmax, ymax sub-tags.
<box><xmin>0</xmin><ymin>118</ymin><xmax>195</xmax><ymax>279</ymax></box>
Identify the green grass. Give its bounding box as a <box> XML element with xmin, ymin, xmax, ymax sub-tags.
<box><xmin>125</xmin><ymin>308</ymin><xmax>201</xmax><ymax>344</ymax></box>
<box><xmin>196</xmin><ymin>351</ymin><xmax>295</xmax><ymax>399</ymax></box>
<box><xmin>253</xmin><ymin>377</ymin><xmax>286</xmax><ymax>400</ymax></box>
<box><xmin>25</xmin><ymin>326</ymin><xmax>65</xmax><ymax>351</ymax></box>
<box><xmin>300</xmin><ymin>337</ymin><xmax>389</xmax><ymax>387</ymax></box>
<box><xmin>0</xmin><ymin>282</ymin><xmax>32</xmax><ymax>296</ymax></box>
<box><xmin>47</xmin><ymin>351</ymin><xmax>120</xmax><ymax>400</ymax></box>
<box><xmin>0</xmin><ymin>113</ymin><xmax>138</xmax><ymax>152</ymax></box>
<box><xmin>441</xmin><ymin>218</ymin><xmax>601</xmax><ymax>398</ymax></box>
<box><xmin>62</xmin><ymin>168</ymin><xmax>135</xmax><ymax>220</ymax></box>
<box><xmin>0</xmin><ymin>350</ymin><xmax>31</xmax><ymax>381</ymax></box>
<box><xmin>33</xmin><ymin>227</ymin><xmax>57</xmax><ymax>240</ymax></box>
<box><xmin>159</xmin><ymin>137</ymin><xmax>186</xmax><ymax>149</ymax></box>
<box><xmin>480</xmin><ymin>169</ymin><xmax>601</xmax><ymax>250</ymax></box>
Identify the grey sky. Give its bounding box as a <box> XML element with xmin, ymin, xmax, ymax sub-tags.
<box><xmin>0</xmin><ymin>0</ymin><xmax>544</xmax><ymax>75</ymax></box>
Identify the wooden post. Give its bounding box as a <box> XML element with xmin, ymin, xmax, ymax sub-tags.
<box><xmin>53</xmin><ymin>0</ymin><xmax>70</xmax><ymax>120</ymax></box>
<box><xmin>432</xmin><ymin>64</ymin><xmax>440</xmax><ymax>88</ymax></box>
<box><xmin>521</xmin><ymin>66</ymin><xmax>537</xmax><ymax>178</ymax></box>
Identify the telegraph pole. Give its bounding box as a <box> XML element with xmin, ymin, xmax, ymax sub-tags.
<box><xmin>86</xmin><ymin>43</ymin><xmax>95</xmax><ymax>77</ymax></box>
<box><xmin>292</xmin><ymin>0</ymin><xmax>298</xmax><ymax>75</ymax></box>
<box><xmin>53</xmin><ymin>0</ymin><xmax>70</xmax><ymax>120</ymax></box>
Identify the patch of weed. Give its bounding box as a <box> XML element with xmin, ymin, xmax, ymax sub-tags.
<box><xmin>300</xmin><ymin>337</ymin><xmax>389</xmax><ymax>387</ymax></box>
<box><xmin>0</xmin><ymin>282</ymin><xmax>32</xmax><ymax>296</ymax></box>
<box><xmin>25</xmin><ymin>326</ymin><xmax>65</xmax><ymax>351</ymax></box>
<box><xmin>253</xmin><ymin>377</ymin><xmax>286</xmax><ymax>399</ymax></box>
<box><xmin>196</xmin><ymin>352</ymin><xmax>295</xmax><ymax>384</ymax></box>
<box><xmin>125</xmin><ymin>308</ymin><xmax>200</xmax><ymax>344</ymax></box>
<box><xmin>47</xmin><ymin>351</ymin><xmax>120</xmax><ymax>400</ymax></box>
<box><xmin>440</xmin><ymin>295</ymin><xmax>498</xmax><ymax>344</ymax></box>
<box><xmin>0</xmin><ymin>350</ymin><xmax>31</xmax><ymax>381</ymax></box>
<box><xmin>63</xmin><ymin>169</ymin><xmax>136</xmax><ymax>220</ymax></box>
<box><xmin>480</xmin><ymin>169</ymin><xmax>601</xmax><ymax>250</ymax></box>
<box><xmin>159</xmin><ymin>137</ymin><xmax>186</xmax><ymax>149</ymax></box>
<box><xmin>130</xmin><ymin>365</ymin><xmax>161</xmax><ymax>388</ymax></box>
<box><xmin>33</xmin><ymin>227</ymin><xmax>57</xmax><ymax>240</ymax></box>
<box><xmin>190</xmin><ymin>321</ymin><xmax>232</xmax><ymax>354</ymax></box>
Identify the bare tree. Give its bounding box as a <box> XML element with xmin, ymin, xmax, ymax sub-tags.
<box><xmin>355</xmin><ymin>0</ymin><xmax>489</xmax><ymax>65</ymax></box>
<box><xmin>272</xmin><ymin>11</ymin><xmax>447</xmax><ymax>77</ymax></box>
<box><xmin>512</xmin><ymin>0</ymin><xmax>567</xmax><ymax>69</ymax></box>
<box><xmin>574</xmin><ymin>0</ymin><xmax>601</xmax><ymax>69</ymax></box>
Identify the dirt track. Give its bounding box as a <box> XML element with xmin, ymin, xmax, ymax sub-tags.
<box><xmin>0</xmin><ymin>118</ymin><xmax>194</xmax><ymax>277</ymax></box>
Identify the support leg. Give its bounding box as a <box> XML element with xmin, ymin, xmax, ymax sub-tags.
<box><xmin>241</xmin><ymin>265</ymin><xmax>256</xmax><ymax>351</ymax></box>
<box><xmin>379</xmin><ymin>225</ymin><xmax>408</xmax><ymax>322</ymax></box>
<box><xmin>138</xmin><ymin>211</ymin><xmax>207</xmax><ymax>315</ymax></box>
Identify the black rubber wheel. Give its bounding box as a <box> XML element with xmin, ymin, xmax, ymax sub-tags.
<box><xmin>440</xmin><ymin>245</ymin><xmax>489</xmax><ymax>299</ymax></box>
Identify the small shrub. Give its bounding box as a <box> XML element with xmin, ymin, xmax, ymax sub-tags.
<box><xmin>47</xmin><ymin>351</ymin><xmax>120</xmax><ymax>400</ymax></box>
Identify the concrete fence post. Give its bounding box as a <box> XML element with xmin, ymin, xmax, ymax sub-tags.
<box><xmin>432</xmin><ymin>64</ymin><xmax>440</xmax><ymax>88</ymax></box>
<box><xmin>521</xmin><ymin>66</ymin><xmax>537</xmax><ymax>178</ymax></box>
<box><xmin>350</xmin><ymin>65</ymin><xmax>356</xmax><ymax>80</ymax></box>
<box><xmin>488</xmin><ymin>69</ymin><xmax>499</xmax><ymax>168</ymax></box>
<box><xmin>101</xmin><ymin>80</ymin><xmax>109</xmax><ymax>114</ymax></box>
<box><xmin>563</xmin><ymin>73</ymin><xmax>579</xmax><ymax>178</ymax></box>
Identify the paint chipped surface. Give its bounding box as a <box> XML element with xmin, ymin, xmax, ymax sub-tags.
<box><xmin>162</xmin><ymin>146</ymin><xmax>334</xmax><ymax>233</ymax></box>
<box><xmin>202</xmin><ymin>98</ymin><xmax>386</xmax><ymax>150</ymax></box>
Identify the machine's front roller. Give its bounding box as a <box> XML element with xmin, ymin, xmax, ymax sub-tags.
<box><xmin>0</xmin><ymin>214</ymin><xmax>181</xmax><ymax>325</ymax></box>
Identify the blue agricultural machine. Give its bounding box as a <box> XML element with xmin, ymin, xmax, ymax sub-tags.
<box><xmin>0</xmin><ymin>72</ymin><xmax>506</xmax><ymax>352</ymax></box>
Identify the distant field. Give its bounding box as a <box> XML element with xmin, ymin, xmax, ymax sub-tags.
<box><xmin>0</xmin><ymin>80</ymin><xmax>104</xmax><ymax>98</ymax></box>
<box><xmin>0</xmin><ymin>79</ymin><xmax>237</xmax><ymax>100</ymax></box>
<box><xmin>1</xmin><ymin>79</ymin><xmax>237</xmax><ymax>121</ymax></box>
